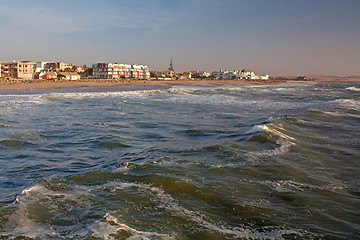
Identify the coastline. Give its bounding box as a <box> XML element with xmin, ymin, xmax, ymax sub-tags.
<box><xmin>0</xmin><ymin>77</ymin><xmax>359</xmax><ymax>92</ymax></box>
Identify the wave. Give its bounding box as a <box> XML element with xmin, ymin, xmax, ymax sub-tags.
<box><xmin>0</xmin><ymin>139</ymin><xmax>35</xmax><ymax>148</ymax></box>
<box><xmin>334</xmin><ymin>99</ymin><xmax>360</xmax><ymax>111</ymax></box>
<box><xmin>319</xmin><ymin>110</ymin><xmax>360</xmax><ymax>119</ymax></box>
<box><xmin>245</xmin><ymin>123</ymin><xmax>296</xmax><ymax>142</ymax></box>
<box><xmin>91</xmin><ymin>213</ymin><xmax>173</xmax><ymax>240</ymax></box>
<box><xmin>244</xmin><ymin>122</ymin><xmax>297</xmax><ymax>162</ymax></box>
<box><xmin>7</xmin><ymin>177</ymin><xmax>306</xmax><ymax>239</ymax></box>
<box><xmin>244</xmin><ymin>124</ymin><xmax>270</xmax><ymax>135</ymax></box>
<box><xmin>346</xmin><ymin>86</ymin><xmax>360</xmax><ymax>92</ymax></box>
<box><xmin>260</xmin><ymin>179</ymin><xmax>346</xmax><ymax>197</ymax></box>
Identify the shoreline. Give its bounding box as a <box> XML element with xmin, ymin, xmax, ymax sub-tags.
<box><xmin>0</xmin><ymin>77</ymin><xmax>359</xmax><ymax>92</ymax></box>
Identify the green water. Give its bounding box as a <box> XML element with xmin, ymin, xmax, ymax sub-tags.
<box><xmin>0</xmin><ymin>82</ymin><xmax>359</xmax><ymax>239</ymax></box>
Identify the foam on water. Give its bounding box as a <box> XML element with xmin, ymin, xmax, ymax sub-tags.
<box><xmin>334</xmin><ymin>98</ymin><xmax>360</xmax><ymax>111</ymax></box>
<box><xmin>244</xmin><ymin>124</ymin><xmax>270</xmax><ymax>135</ymax></box>
<box><xmin>1</xmin><ymin>81</ymin><xmax>359</xmax><ymax>239</ymax></box>
<box><xmin>90</xmin><ymin>213</ymin><xmax>174</xmax><ymax>240</ymax></box>
<box><xmin>6</xmin><ymin>178</ymin><xmax>307</xmax><ymax>239</ymax></box>
<box><xmin>346</xmin><ymin>86</ymin><xmax>360</xmax><ymax>91</ymax></box>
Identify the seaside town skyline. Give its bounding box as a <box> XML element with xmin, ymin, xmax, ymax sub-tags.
<box><xmin>0</xmin><ymin>0</ymin><xmax>359</xmax><ymax>76</ymax></box>
<box><xmin>0</xmin><ymin>59</ymin><xmax>271</xmax><ymax>81</ymax></box>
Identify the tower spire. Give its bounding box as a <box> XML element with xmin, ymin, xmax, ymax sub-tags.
<box><xmin>168</xmin><ymin>59</ymin><xmax>174</xmax><ymax>72</ymax></box>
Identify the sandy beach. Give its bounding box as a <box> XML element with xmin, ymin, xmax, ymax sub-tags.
<box><xmin>0</xmin><ymin>76</ymin><xmax>359</xmax><ymax>91</ymax></box>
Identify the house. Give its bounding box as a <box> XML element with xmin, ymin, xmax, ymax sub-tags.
<box><xmin>179</xmin><ymin>72</ymin><xmax>192</xmax><ymax>80</ymax></box>
<box><xmin>237</xmin><ymin>69</ymin><xmax>269</xmax><ymax>80</ymax></box>
<box><xmin>238</xmin><ymin>69</ymin><xmax>256</xmax><ymax>80</ymax></box>
<box><xmin>40</xmin><ymin>71</ymin><xmax>57</xmax><ymax>80</ymax></box>
<box><xmin>59</xmin><ymin>72</ymin><xmax>81</xmax><ymax>80</ymax></box>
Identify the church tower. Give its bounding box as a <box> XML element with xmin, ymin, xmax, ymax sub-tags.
<box><xmin>167</xmin><ymin>59</ymin><xmax>175</xmax><ymax>78</ymax></box>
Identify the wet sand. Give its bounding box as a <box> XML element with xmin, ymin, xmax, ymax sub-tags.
<box><xmin>0</xmin><ymin>77</ymin><xmax>359</xmax><ymax>91</ymax></box>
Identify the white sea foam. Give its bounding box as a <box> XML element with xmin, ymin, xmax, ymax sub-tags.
<box><xmin>335</xmin><ymin>99</ymin><xmax>360</xmax><ymax>111</ymax></box>
<box><xmin>89</xmin><ymin>213</ymin><xmax>174</xmax><ymax>240</ymax></box>
<box><xmin>244</xmin><ymin>123</ymin><xmax>296</xmax><ymax>161</ymax></box>
<box><xmin>261</xmin><ymin>180</ymin><xmax>306</xmax><ymax>193</ymax></box>
<box><xmin>15</xmin><ymin>184</ymin><xmax>47</xmax><ymax>203</ymax></box>
<box><xmin>346</xmin><ymin>86</ymin><xmax>360</xmax><ymax>91</ymax></box>
<box><xmin>267</xmin><ymin>126</ymin><xmax>296</xmax><ymax>142</ymax></box>
<box><xmin>244</xmin><ymin>124</ymin><xmax>269</xmax><ymax>135</ymax></box>
<box><xmin>168</xmin><ymin>85</ymin><xmax>212</xmax><ymax>93</ymax></box>
<box><xmin>8</xmin><ymin>183</ymin><xmax>95</xmax><ymax>239</ymax></box>
<box><xmin>320</xmin><ymin>110</ymin><xmax>360</xmax><ymax>119</ymax></box>
<box><xmin>102</xmin><ymin>180</ymin><xmax>300</xmax><ymax>239</ymax></box>
<box><xmin>7</xmin><ymin>176</ymin><xmax>304</xmax><ymax>239</ymax></box>
<box><xmin>246</xmin><ymin>140</ymin><xmax>295</xmax><ymax>162</ymax></box>
<box><xmin>246</xmin><ymin>124</ymin><xmax>296</xmax><ymax>142</ymax></box>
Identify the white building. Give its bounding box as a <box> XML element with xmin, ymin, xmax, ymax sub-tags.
<box><xmin>238</xmin><ymin>69</ymin><xmax>256</xmax><ymax>79</ymax></box>
<box><xmin>92</xmin><ymin>63</ymin><xmax>150</xmax><ymax>79</ymax></box>
<box><xmin>238</xmin><ymin>69</ymin><xmax>269</xmax><ymax>80</ymax></box>
<box><xmin>131</xmin><ymin>64</ymin><xmax>151</xmax><ymax>79</ymax></box>
<box><xmin>201</xmin><ymin>72</ymin><xmax>211</xmax><ymax>78</ymax></box>
<box><xmin>35</xmin><ymin>62</ymin><xmax>50</xmax><ymax>73</ymax></box>
<box><xmin>212</xmin><ymin>70</ymin><xmax>237</xmax><ymax>80</ymax></box>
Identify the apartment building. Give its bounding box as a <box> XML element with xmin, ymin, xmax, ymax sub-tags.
<box><xmin>35</xmin><ymin>62</ymin><xmax>50</xmax><ymax>72</ymax></box>
<box><xmin>17</xmin><ymin>62</ymin><xmax>36</xmax><ymax>79</ymax></box>
<box><xmin>1</xmin><ymin>62</ymin><xmax>18</xmax><ymax>79</ymax></box>
<box><xmin>49</xmin><ymin>62</ymin><xmax>72</xmax><ymax>71</ymax></box>
<box><xmin>212</xmin><ymin>69</ymin><xmax>269</xmax><ymax>80</ymax></box>
<box><xmin>92</xmin><ymin>63</ymin><xmax>150</xmax><ymax>79</ymax></box>
<box><xmin>238</xmin><ymin>69</ymin><xmax>269</xmax><ymax>80</ymax></box>
<box><xmin>131</xmin><ymin>64</ymin><xmax>151</xmax><ymax>79</ymax></box>
<box><xmin>212</xmin><ymin>69</ymin><xmax>237</xmax><ymax>80</ymax></box>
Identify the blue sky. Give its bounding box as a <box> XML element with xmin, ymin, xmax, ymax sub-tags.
<box><xmin>0</xmin><ymin>0</ymin><xmax>359</xmax><ymax>76</ymax></box>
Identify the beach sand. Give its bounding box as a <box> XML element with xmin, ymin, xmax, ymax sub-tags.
<box><xmin>0</xmin><ymin>76</ymin><xmax>359</xmax><ymax>91</ymax></box>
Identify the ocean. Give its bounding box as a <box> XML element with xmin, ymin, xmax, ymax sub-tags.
<box><xmin>0</xmin><ymin>81</ymin><xmax>359</xmax><ymax>239</ymax></box>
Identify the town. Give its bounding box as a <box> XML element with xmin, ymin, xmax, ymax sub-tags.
<box><xmin>0</xmin><ymin>59</ymin><xmax>270</xmax><ymax>83</ymax></box>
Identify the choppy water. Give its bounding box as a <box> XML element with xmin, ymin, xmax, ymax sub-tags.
<box><xmin>0</xmin><ymin>82</ymin><xmax>359</xmax><ymax>239</ymax></box>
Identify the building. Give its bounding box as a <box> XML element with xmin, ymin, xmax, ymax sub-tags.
<box><xmin>35</xmin><ymin>62</ymin><xmax>50</xmax><ymax>73</ymax></box>
<box><xmin>59</xmin><ymin>72</ymin><xmax>81</xmax><ymax>81</ymax></box>
<box><xmin>167</xmin><ymin>59</ymin><xmax>175</xmax><ymax>78</ymax></box>
<box><xmin>212</xmin><ymin>68</ymin><xmax>269</xmax><ymax>80</ymax></box>
<box><xmin>49</xmin><ymin>62</ymin><xmax>72</xmax><ymax>71</ymax></box>
<box><xmin>212</xmin><ymin>70</ymin><xmax>237</xmax><ymax>80</ymax></box>
<box><xmin>238</xmin><ymin>69</ymin><xmax>269</xmax><ymax>80</ymax></box>
<box><xmin>92</xmin><ymin>63</ymin><xmax>150</xmax><ymax>79</ymax></box>
<box><xmin>40</xmin><ymin>71</ymin><xmax>57</xmax><ymax>80</ymax></box>
<box><xmin>73</xmin><ymin>65</ymin><xmax>87</xmax><ymax>73</ymax></box>
<box><xmin>178</xmin><ymin>72</ymin><xmax>192</xmax><ymax>80</ymax></box>
<box><xmin>92</xmin><ymin>63</ymin><xmax>130</xmax><ymax>79</ymax></box>
<box><xmin>131</xmin><ymin>64</ymin><xmax>151</xmax><ymax>79</ymax></box>
<box><xmin>1</xmin><ymin>62</ymin><xmax>18</xmax><ymax>79</ymax></box>
<box><xmin>17</xmin><ymin>61</ymin><xmax>36</xmax><ymax>79</ymax></box>
<box><xmin>0</xmin><ymin>63</ymin><xmax>2</xmax><ymax>78</ymax></box>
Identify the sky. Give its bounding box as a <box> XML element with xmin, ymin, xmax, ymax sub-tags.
<box><xmin>0</xmin><ymin>0</ymin><xmax>359</xmax><ymax>76</ymax></box>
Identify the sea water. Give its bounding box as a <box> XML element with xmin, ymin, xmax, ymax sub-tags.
<box><xmin>0</xmin><ymin>82</ymin><xmax>359</xmax><ymax>239</ymax></box>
